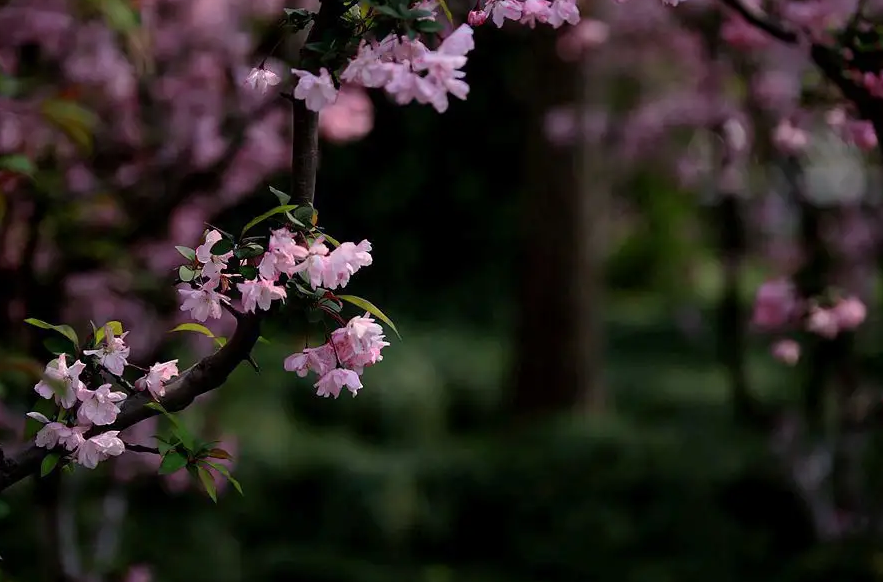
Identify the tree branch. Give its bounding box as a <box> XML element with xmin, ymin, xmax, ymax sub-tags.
<box><xmin>717</xmin><ymin>0</ymin><xmax>798</xmax><ymax>44</ymax></box>
<box><xmin>0</xmin><ymin>312</ymin><xmax>262</xmax><ymax>491</ymax></box>
<box><xmin>290</xmin><ymin>0</ymin><xmax>350</xmax><ymax>206</ymax></box>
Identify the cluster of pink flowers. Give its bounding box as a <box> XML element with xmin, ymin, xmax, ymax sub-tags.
<box><xmin>292</xmin><ymin>23</ymin><xmax>476</xmax><ymax>114</ymax></box>
<box><xmin>752</xmin><ymin>278</ymin><xmax>868</xmax><ymax>365</ymax></box>
<box><xmin>259</xmin><ymin>0</ymin><xmax>581</xmax><ymax>114</ymax></box>
<box><xmin>284</xmin><ymin>313</ymin><xmax>390</xmax><ymax>398</ymax></box>
<box><xmin>27</xmin><ymin>327</ymin><xmax>179</xmax><ymax>469</ymax></box>
<box><xmin>469</xmin><ymin>0</ymin><xmax>580</xmax><ymax>29</ymax></box>
<box><xmin>178</xmin><ymin>228</ymin><xmax>373</xmax><ymax>322</ymax></box>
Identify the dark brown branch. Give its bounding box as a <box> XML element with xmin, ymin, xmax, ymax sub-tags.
<box><xmin>717</xmin><ymin>0</ymin><xmax>798</xmax><ymax>44</ymax></box>
<box><xmin>0</xmin><ymin>313</ymin><xmax>262</xmax><ymax>492</ymax></box>
<box><xmin>289</xmin><ymin>0</ymin><xmax>348</xmax><ymax>206</ymax></box>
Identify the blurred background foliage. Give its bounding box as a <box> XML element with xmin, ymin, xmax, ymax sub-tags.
<box><xmin>2</xmin><ymin>0</ymin><xmax>883</xmax><ymax>581</ymax></box>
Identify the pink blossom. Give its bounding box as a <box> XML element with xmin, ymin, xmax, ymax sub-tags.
<box><xmin>244</xmin><ymin>66</ymin><xmax>281</xmax><ymax>94</ymax></box>
<box><xmin>321</xmin><ymin>240</ymin><xmax>373</xmax><ymax>289</ymax></box>
<box><xmin>772</xmin><ymin>119</ymin><xmax>809</xmax><ymax>155</ymax></box>
<box><xmin>319</xmin><ymin>85</ymin><xmax>374</xmax><ymax>144</ymax></box>
<box><xmin>314</xmin><ymin>368</ymin><xmax>363</xmax><ymax>399</ymax></box>
<box><xmin>806</xmin><ymin>307</ymin><xmax>839</xmax><ymax>339</ymax></box>
<box><xmin>123</xmin><ymin>565</ymin><xmax>153</xmax><ymax>582</ymax></box>
<box><xmin>547</xmin><ymin>0</ymin><xmax>580</xmax><ymax>28</ymax></box>
<box><xmin>556</xmin><ymin>19</ymin><xmax>609</xmax><ymax>61</ymax></box>
<box><xmin>292</xmin><ymin>68</ymin><xmax>338</xmax><ymax>112</ymax></box>
<box><xmin>237</xmin><ymin>278</ymin><xmax>287</xmax><ymax>313</ymax></box>
<box><xmin>751</xmin><ymin>279</ymin><xmax>798</xmax><ymax>330</ymax></box>
<box><xmin>468</xmin><ymin>10</ymin><xmax>488</xmax><ymax>26</ymax></box>
<box><xmin>195</xmin><ymin>230</ymin><xmax>233</xmax><ymax>280</ymax></box>
<box><xmin>520</xmin><ymin>0</ymin><xmax>551</xmax><ymax>28</ymax></box>
<box><xmin>258</xmin><ymin>227</ymin><xmax>309</xmax><ymax>280</ymax></box>
<box><xmin>284</xmin><ymin>343</ymin><xmax>337</xmax><ymax>378</ymax></box>
<box><xmin>76</xmin><ymin>383</ymin><xmax>127</xmax><ymax>426</ymax></box>
<box><xmin>76</xmin><ymin>431</ymin><xmax>125</xmax><ymax>469</ymax></box>
<box><xmin>771</xmin><ymin>339</ymin><xmax>800</xmax><ymax>366</ymax></box>
<box><xmin>293</xmin><ymin>237</ymin><xmax>332</xmax><ymax>289</ymax></box>
<box><xmin>330</xmin><ymin>314</ymin><xmax>390</xmax><ymax>374</ymax></box>
<box><xmin>83</xmin><ymin>327</ymin><xmax>130</xmax><ymax>375</ymax></box>
<box><xmin>34</xmin><ymin>354</ymin><xmax>86</xmax><ymax>409</ymax></box>
<box><xmin>26</xmin><ymin>412</ymin><xmax>84</xmax><ymax>450</ymax></box>
<box><xmin>833</xmin><ymin>296</ymin><xmax>866</xmax><ymax>331</ymax></box>
<box><xmin>489</xmin><ymin>0</ymin><xmax>523</xmax><ymax>28</ymax></box>
<box><xmin>134</xmin><ymin>360</ymin><xmax>180</xmax><ymax>400</ymax></box>
<box><xmin>178</xmin><ymin>277</ymin><xmax>229</xmax><ymax>322</ymax></box>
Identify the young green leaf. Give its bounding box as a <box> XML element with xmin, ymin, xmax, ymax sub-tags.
<box><xmin>169</xmin><ymin>322</ymin><xmax>216</xmax><ymax>338</ymax></box>
<box><xmin>178</xmin><ymin>265</ymin><xmax>195</xmax><ymax>282</ymax></box>
<box><xmin>233</xmin><ymin>243</ymin><xmax>265</xmax><ymax>260</ymax></box>
<box><xmin>40</xmin><ymin>452</ymin><xmax>62</xmax><ymax>477</ymax></box>
<box><xmin>197</xmin><ymin>466</ymin><xmax>218</xmax><ymax>503</ymax></box>
<box><xmin>214</xmin><ymin>336</ymin><xmax>227</xmax><ymax>348</ymax></box>
<box><xmin>94</xmin><ymin>321</ymin><xmax>123</xmax><ymax>345</ymax></box>
<box><xmin>210</xmin><ymin>238</ymin><xmax>234</xmax><ymax>255</ymax></box>
<box><xmin>269</xmin><ymin>185</ymin><xmax>291</xmax><ymax>205</ymax></box>
<box><xmin>240</xmin><ymin>204</ymin><xmax>301</xmax><ymax>237</ymax></box>
<box><xmin>144</xmin><ymin>401</ymin><xmax>168</xmax><ymax>414</ymax></box>
<box><xmin>158</xmin><ymin>451</ymin><xmax>188</xmax><ymax>475</ymax></box>
<box><xmin>437</xmin><ymin>0</ymin><xmax>454</xmax><ymax>23</ymax></box>
<box><xmin>175</xmin><ymin>246</ymin><xmax>196</xmax><ymax>261</ymax></box>
<box><xmin>336</xmin><ymin>295</ymin><xmax>401</xmax><ymax>339</ymax></box>
<box><xmin>239</xmin><ymin>265</ymin><xmax>258</xmax><ymax>280</ymax></box>
<box><xmin>205</xmin><ymin>448</ymin><xmax>232</xmax><ymax>460</ymax></box>
<box><xmin>203</xmin><ymin>461</ymin><xmax>244</xmax><ymax>496</ymax></box>
<box><xmin>0</xmin><ymin>154</ymin><xmax>35</xmax><ymax>177</ymax></box>
<box><xmin>23</xmin><ymin>318</ymin><xmax>79</xmax><ymax>348</ymax></box>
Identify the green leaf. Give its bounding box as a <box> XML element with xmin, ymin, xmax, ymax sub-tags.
<box><xmin>93</xmin><ymin>0</ymin><xmax>140</xmax><ymax>31</ymax></box>
<box><xmin>213</xmin><ymin>336</ymin><xmax>227</xmax><ymax>348</ymax></box>
<box><xmin>293</xmin><ymin>205</ymin><xmax>316</xmax><ymax>227</ymax></box>
<box><xmin>437</xmin><ymin>0</ymin><xmax>454</xmax><ymax>23</ymax></box>
<box><xmin>197</xmin><ymin>466</ymin><xmax>218</xmax><ymax>502</ymax></box>
<box><xmin>169</xmin><ymin>322</ymin><xmax>215</xmax><ymax>338</ymax></box>
<box><xmin>258</xmin><ymin>335</ymin><xmax>271</xmax><ymax>344</ymax></box>
<box><xmin>40</xmin><ymin>452</ymin><xmax>62</xmax><ymax>477</ymax></box>
<box><xmin>144</xmin><ymin>401</ymin><xmax>168</xmax><ymax>414</ymax></box>
<box><xmin>94</xmin><ymin>321</ymin><xmax>123</xmax><ymax>345</ymax></box>
<box><xmin>0</xmin><ymin>155</ymin><xmax>35</xmax><ymax>177</ymax></box>
<box><xmin>43</xmin><ymin>336</ymin><xmax>72</xmax><ymax>356</ymax></box>
<box><xmin>158</xmin><ymin>451</ymin><xmax>188</xmax><ymax>475</ymax></box>
<box><xmin>374</xmin><ymin>5</ymin><xmax>402</xmax><ymax>18</ymax></box>
<box><xmin>40</xmin><ymin>99</ymin><xmax>97</xmax><ymax>154</ymax></box>
<box><xmin>336</xmin><ymin>295</ymin><xmax>401</xmax><ymax>339</ymax></box>
<box><xmin>234</xmin><ymin>243</ymin><xmax>265</xmax><ymax>260</ymax></box>
<box><xmin>155</xmin><ymin>436</ymin><xmax>173</xmax><ymax>456</ymax></box>
<box><xmin>414</xmin><ymin>19</ymin><xmax>444</xmax><ymax>33</ymax></box>
<box><xmin>171</xmin><ymin>423</ymin><xmax>197</xmax><ymax>452</ymax></box>
<box><xmin>24</xmin><ymin>318</ymin><xmax>79</xmax><ymax>348</ymax></box>
<box><xmin>203</xmin><ymin>461</ymin><xmax>244</xmax><ymax>496</ymax></box>
<box><xmin>320</xmin><ymin>233</ymin><xmax>341</xmax><ymax>247</ymax></box>
<box><xmin>210</xmin><ymin>239</ymin><xmax>234</xmax><ymax>255</ymax></box>
<box><xmin>240</xmin><ymin>205</ymin><xmax>301</xmax><ymax>237</ymax></box>
<box><xmin>175</xmin><ymin>246</ymin><xmax>196</xmax><ymax>261</ymax></box>
<box><xmin>269</xmin><ymin>186</ymin><xmax>291</xmax><ymax>205</ymax></box>
<box><xmin>178</xmin><ymin>265</ymin><xmax>195</xmax><ymax>282</ymax></box>
<box><xmin>239</xmin><ymin>265</ymin><xmax>258</xmax><ymax>280</ymax></box>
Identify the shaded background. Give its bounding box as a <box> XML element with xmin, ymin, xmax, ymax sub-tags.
<box><xmin>2</xmin><ymin>0</ymin><xmax>883</xmax><ymax>581</ymax></box>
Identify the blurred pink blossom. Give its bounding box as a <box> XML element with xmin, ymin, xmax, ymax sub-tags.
<box><xmin>319</xmin><ymin>85</ymin><xmax>375</xmax><ymax>144</ymax></box>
